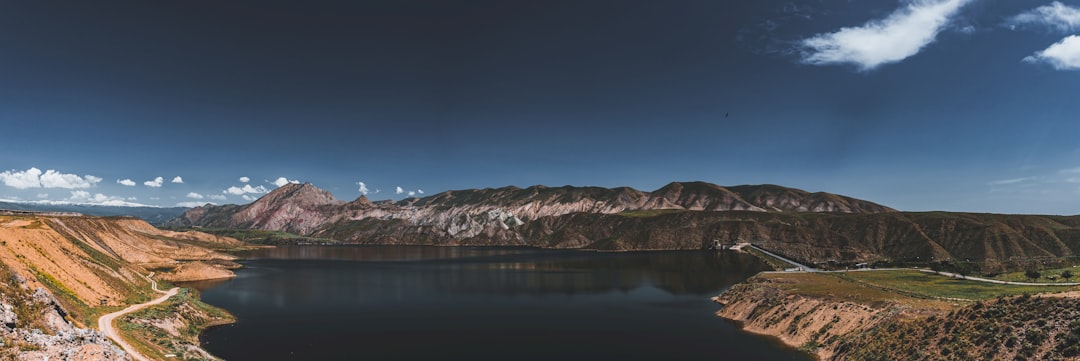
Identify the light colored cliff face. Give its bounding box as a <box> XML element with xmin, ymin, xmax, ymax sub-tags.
<box><xmin>0</xmin><ymin>215</ymin><xmax>248</xmax><ymax>360</ymax></box>
<box><xmin>717</xmin><ymin>291</ymin><xmax>886</xmax><ymax>360</ymax></box>
<box><xmin>0</xmin><ymin>215</ymin><xmax>243</xmax><ymax>308</ymax></box>
<box><xmin>714</xmin><ymin>275</ymin><xmax>904</xmax><ymax>360</ymax></box>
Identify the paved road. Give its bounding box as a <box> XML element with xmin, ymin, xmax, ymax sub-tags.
<box><xmin>98</xmin><ymin>273</ymin><xmax>179</xmax><ymax>361</ymax></box>
<box><xmin>920</xmin><ymin>269</ymin><xmax>1080</xmax><ymax>286</ymax></box>
<box><xmin>747</xmin><ymin>244</ymin><xmax>818</xmax><ymax>272</ymax></box>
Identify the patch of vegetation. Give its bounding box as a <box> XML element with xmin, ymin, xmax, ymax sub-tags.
<box><xmin>841</xmin><ymin>270</ymin><xmax>1075</xmax><ymax>301</ymax></box>
<box><xmin>835</xmin><ymin>295</ymin><xmax>1080</xmax><ymax>361</ymax></box>
<box><xmin>759</xmin><ymin>272</ymin><xmax>942</xmax><ymax>308</ymax></box>
<box><xmin>27</xmin><ymin>265</ymin><xmax>100</xmax><ymax>326</ymax></box>
<box><xmin>991</xmin><ymin>266</ymin><xmax>1080</xmax><ymax>284</ymax></box>
<box><xmin>744</xmin><ymin>247</ymin><xmax>792</xmax><ymax>271</ymax></box>
<box><xmin>117</xmin><ymin>288</ymin><xmax>234</xmax><ymax>361</ymax></box>
<box><xmin>0</xmin><ymin>264</ymin><xmax>50</xmax><ymax>331</ymax></box>
<box><xmin>168</xmin><ymin>227</ymin><xmax>331</xmax><ymax>245</ymax></box>
<box><xmin>615</xmin><ymin>209</ymin><xmax>687</xmax><ymax>218</ymax></box>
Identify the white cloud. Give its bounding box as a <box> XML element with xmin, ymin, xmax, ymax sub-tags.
<box><xmin>1</xmin><ymin>168</ymin><xmax>102</xmax><ymax>189</ymax></box>
<box><xmin>272</xmin><ymin>177</ymin><xmax>299</xmax><ymax>187</ymax></box>
<box><xmin>40</xmin><ymin>170</ymin><xmax>101</xmax><ymax>189</ymax></box>
<box><xmin>417</xmin><ymin>189</ymin><xmax>424</xmax><ymax>194</ymax></box>
<box><xmin>186</xmin><ymin>192</ymin><xmax>204</xmax><ymax>199</ymax></box>
<box><xmin>1061</xmin><ymin>167</ymin><xmax>1080</xmax><ymax>174</ymax></box>
<box><xmin>395</xmin><ymin>186</ymin><xmax>404</xmax><ymax>195</ymax></box>
<box><xmin>407</xmin><ymin>191</ymin><xmax>416</xmax><ymax>197</ymax></box>
<box><xmin>176</xmin><ymin>201</ymin><xmax>215</xmax><ymax>208</ymax></box>
<box><xmin>988</xmin><ymin>177</ymin><xmax>1036</xmax><ymax>186</ymax></box>
<box><xmin>357</xmin><ymin>181</ymin><xmax>369</xmax><ymax>195</ymax></box>
<box><xmin>799</xmin><ymin>0</ymin><xmax>972</xmax><ymax>70</ymax></box>
<box><xmin>0</xmin><ymin>167</ymin><xmax>43</xmax><ymax>189</ymax></box>
<box><xmin>1007</xmin><ymin>2</ymin><xmax>1080</xmax><ymax>32</ymax></box>
<box><xmin>239</xmin><ymin>176</ymin><xmax>251</xmax><ymax>183</ymax></box>
<box><xmin>242</xmin><ymin>194</ymin><xmax>256</xmax><ymax>201</ymax></box>
<box><xmin>225</xmin><ymin>184</ymin><xmax>269</xmax><ymax>195</ymax></box>
<box><xmin>65</xmin><ymin>190</ymin><xmax>148</xmax><ymax>206</ymax></box>
<box><xmin>209</xmin><ymin>194</ymin><xmax>227</xmax><ymax>201</ymax></box>
<box><xmin>171</xmin><ymin>176</ymin><xmax>184</xmax><ymax>183</ymax></box>
<box><xmin>117</xmin><ymin>179</ymin><xmax>137</xmax><ymax>186</ymax></box>
<box><xmin>1023</xmin><ymin>35</ymin><xmax>1080</xmax><ymax>70</ymax></box>
<box><xmin>144</xmin><ymin>176</ymin><xmax>164</xmax><ymax>188</ymax></box>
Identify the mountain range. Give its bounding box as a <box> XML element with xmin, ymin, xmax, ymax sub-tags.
<box><xmin>168</xmin><ymin>181</ymin><xmax>1080</xmax><ymax>273</ymax></box>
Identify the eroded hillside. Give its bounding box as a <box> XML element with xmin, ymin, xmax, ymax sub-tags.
<box><xmin>0</xmin><ymin>214</ymin><xmax>250</xmax><ymax>359</ymax></box>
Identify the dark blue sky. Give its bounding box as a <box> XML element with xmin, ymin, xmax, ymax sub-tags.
<box><xmin>2</xmin><ymin>0</ymin><xmax>1080</xmax><ymax>214</ymax></box>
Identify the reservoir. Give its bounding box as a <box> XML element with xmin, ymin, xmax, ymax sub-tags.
<box><xmin>190</xmin><ymin>246</ymin><xmax>811</xmax><ymax>360</ymax></box>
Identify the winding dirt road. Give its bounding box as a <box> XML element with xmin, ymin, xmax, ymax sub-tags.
<box><xmin>98</xmin><ymin>273</ymin><xmax>179</xmax><ymax>361</ymax></box>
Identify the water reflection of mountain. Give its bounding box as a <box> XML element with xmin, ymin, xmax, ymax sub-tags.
<box><xmin>189</xmin><ymin>247</ymin><xmax>770</xmax><ymax>300</ymax></box>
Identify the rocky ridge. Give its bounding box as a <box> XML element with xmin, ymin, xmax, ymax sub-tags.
<box><xmin>170</xmin><ymin>183</ymin><xmax>1080</xmax><ymax>270</ymax></box>
<box><xmin>168</xmin><ymin>181</ymin><xmax>894</xmax><ymax>248</ymax></box>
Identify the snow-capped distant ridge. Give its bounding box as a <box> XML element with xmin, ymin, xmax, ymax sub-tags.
<box><xmin>0</xmin><ymin>199</ymin><xmax>190</xmax><ymax>225</ymax></box>
<box><xmin>0</xmin><ymin>198</ymin><xmax>157</xmax><ymax>208</ymax></box>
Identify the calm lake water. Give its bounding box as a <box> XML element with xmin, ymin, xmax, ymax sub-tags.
<box><xmin>187</xmin><ymin>246</ymin><xmax>811</xmax><ymax>361</ymax></box>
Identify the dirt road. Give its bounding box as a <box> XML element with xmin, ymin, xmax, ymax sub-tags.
<box><xmin>97</xmin><ymin>274</ymin><xmax>179</xmax><ymax>361</ymax></box>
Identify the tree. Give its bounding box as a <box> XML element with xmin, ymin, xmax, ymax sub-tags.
<box><xmin>1025</xmin><ymin>269</ymin><xmax>1041</xmax><ymax>281</ymax></box>
<box><xmin>1062</xmin><ymin>270</ymin><xmax>1074</xmax><ymax>281</ymax></box>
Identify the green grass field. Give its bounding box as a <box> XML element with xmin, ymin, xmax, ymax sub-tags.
<box><xmin>989</xmin><ymin>266</ymin><xmax>1080</xmax><ymax>284</ymax></box>
<box><xmin>840</xmin><ymin>270</ymin><xmax>1075</xmax><ymax>301</ymax></box>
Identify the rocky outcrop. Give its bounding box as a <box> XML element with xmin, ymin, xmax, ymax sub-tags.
<box><xmin>0</xmin><ymin>265</ymin><xmax>129</xmax><ymax>360</ymax></box>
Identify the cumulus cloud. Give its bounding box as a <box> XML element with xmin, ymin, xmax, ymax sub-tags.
<box><xmin>225</xmin><ymin>184</ymin><xmax>269</xmax><ymax>195</ymax></box>
<box><xmin>1</xmin><ymin>167</ymin><xmax>102</xmax><ymax>189</ymax></box>
<box><xmin>242</xmin><ymin>195</ymin><xmax>256</xmax><ymax>201</ymax></box>
<box><xmin>357</xmin><ymin>181</ymin><xmax>369</xmax><ymax>195</ymax></box>
<box><xmin>176</xmin><ymin>201</ymin><xmax>215</xmax><ymax>208</ymax></box>
<box><xmin>239</xmin><ymin>176</ymin><xmax>250</xmax><ymax>183</ymax></box>
<box><xmin>0</xmin><ymin>168</ymin><xmax>43</xmax><ymax>189</ymax></box>
<box><xmin>272</xmin><ymin>177</ymin><xmax>299</xmax><ymax>187</ymax></box>
<box><xmin>40</xmin><ymin>170</ymin><xmax>101</xmax><ymax>189</ymax></box>
<box><xmin>144</xmin><ymin>176</ymin><xmax>164</xmax><ymax>188</ymax></box>
<box><xmin>1023</xmin><ymin>35</ymin><xmax>1080</xmax><ymax>70</ymax></box>
<box><xmin>395</xmin><ymin>186</ymin><xmax>404</xmax><ymax>195</ymax></box>
<box><xmin>172</xmin><ymin>176</ymin><xmax>184</xmax><ymax>183</ymax></box>
<box><xmin>799</xmin><ymin>0</ymin><xmax>972</xmax><ymax>70</ymax></box>
<box><xmin>407</xmin><ymin>191</ymin><xmax>416</xmax><ymax>197</ymax></box>
<box><xmin>66</xmin><ymin>190</ymin><xmax>147</xmax><ymax>206</ymax></box>
<box><xmin>186</xmin><ymin>192</ymin><xmax>204</xmax><ymax>199</ymax></box>
<box><xmin>417</xmin><ymin>189</ymin><xmax>424</xmax><ymax>194</ymax></box>
<box><xmin>117</xmin><ymin>179</ymin><xmax>136</xmax><ymax>186</ymax></box>
<box><xmin>1007</xmin><ymin>2</ymin><xmax>1080</xmax><ymax>32</ymax></box>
